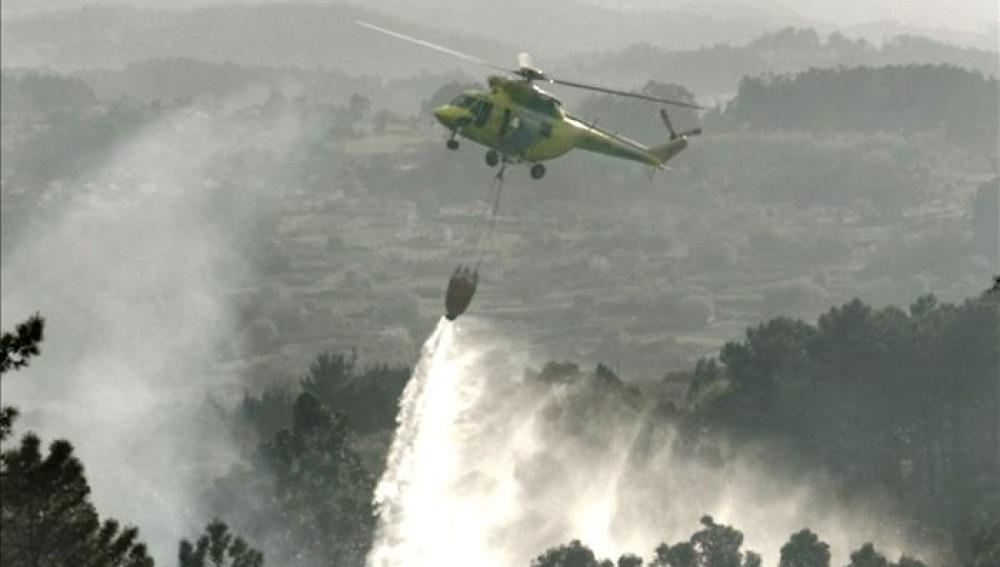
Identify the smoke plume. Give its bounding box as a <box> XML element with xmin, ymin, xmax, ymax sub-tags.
<box><xmin>1</xmin><ymin>100</ymin><xmax>300</xmax><ymax>560</ymax></box>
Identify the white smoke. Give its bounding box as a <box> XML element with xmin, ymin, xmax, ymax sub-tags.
<box><xmin>369</xmin><ymin>317</ymin><xmax>926</xmax><ymax>566</ymax></box>
<box><xmin>0</xmin><ymin>101</ymin><xmax>301</xmax><ymax>560</ymax></box>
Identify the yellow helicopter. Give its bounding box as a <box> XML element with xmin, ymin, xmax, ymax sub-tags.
<box><xmin>357</xmin><ymin>21</ymin><xmax>703</xmax><ymax>179</ymax></box>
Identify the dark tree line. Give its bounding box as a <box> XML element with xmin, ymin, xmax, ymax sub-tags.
<box><xmin>529</xmin><ymin>518</ymin><xmax>928</xmax><ymax>567</ymax></box>
<box><xmin>207</xmin><ymin>354</ymin><xmax>401</xmax><ymax>567</ymax></box>
<box><xmin>716</xmin><ymin>64</ymin><xmax>998</xmax><ymax>151</ymax></box>
<box><xmin>686</xmin><ymin>291</ymin><xmax>999</xmax><ymax>560</ymax></box>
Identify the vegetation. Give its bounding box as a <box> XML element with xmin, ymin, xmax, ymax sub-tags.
<box><xmin>0</xmin><ymin>312</ymin><xmax>44</xmax><ymax>375</ymax></box>
<box><xmin>2</xmin><ymin>291</ymin><xmax>997</xmax><ymax>565</ymax></box>
<box><xmin>203</xmin><ymin>290</ymin><xmax>999</xmax><ymax>566</ymax></box>
<box><xmin>0</xmin><ymin>312</ymin><xmax>44</xmax><ymax>440</ymax></box>
<box><xmin>1</xmin><ymin>435</ymin><xmax>155</xmax><ymax>567</ymax></box>
<box><xmin>717</xmin><ymin>65</ymin><xmax>998</xmax><ymax>151</ymax></box>
<box><xmin>178</xmin><ymin>520</ymin><xmax>263</xmax><ymax>567</ymax></box>
<box><xmin>567</xmin><ymin>27</ymin><xmax>998</xmax><ymax>97</ymax></box>
<box><xmin>209</xmin><ymin>391</ymin><xmax>375</xmax><ymax>567</ymax></box>
<box><xmin>529</xmin><ymin>518</ymin><xmax>934</xmax><ymax>567</ymax></box>
<box><xmin>688</xmin><ymin>292</ymin><xmax>1000</xmax><ymax>545</ymax></box>
<box><xmin>778</xmin><ymin>529</ymin><xmax>830</xmax><ymax>567</ymax></box>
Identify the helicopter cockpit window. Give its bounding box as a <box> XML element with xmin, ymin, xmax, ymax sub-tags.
<box><xmin>525</xmin><ymin>97</ymin><xmax>560</xmax><ymax>118</ymax></box>
<box><xmin>451</xmin><ymin>95</ymin><xmax>476</xmax><ymax>108</ymax></box>
<box><xmin>469</xmin><ymin>99</ymin><xmax>493</xmax><ymax>127</ymax></box>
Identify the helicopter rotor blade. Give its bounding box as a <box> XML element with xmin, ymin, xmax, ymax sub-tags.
<box><xmin>548</xmin><ymin>77</ymin><xmax>705</xmax><ymax>110</ymax></box>
<box><xmin>355</xmin><ymin>21</ymin><xmax>512</xmax><ymax>73</ymax></box>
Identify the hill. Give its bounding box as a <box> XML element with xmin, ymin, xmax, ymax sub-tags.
<box><xmin>557</xmin><ymin>28</ymin><xmax>998</xmax><ymax>97</ymax></box>
<box><xmin>716</xmin><ymin>64</ymin><xmax>999</xmax><ymax>151</ymax></box>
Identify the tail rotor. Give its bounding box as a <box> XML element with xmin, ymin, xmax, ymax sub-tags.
<box><xmin>660</xmin><ymin>108</ymin><xmax>678</xmax><ymax>140</ymax></box>
<box><xmin>661</xmin><ymin>108</ymin><xmax>703</xmax><ymax>140</ymax></box>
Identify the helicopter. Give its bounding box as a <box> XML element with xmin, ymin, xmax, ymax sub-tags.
<box><xmin>357</xmin><ymin>21</ymin><xmax>703</xmax><ymax>179</ymax></box>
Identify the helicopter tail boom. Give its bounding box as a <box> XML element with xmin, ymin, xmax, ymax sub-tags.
<box><xmin>649</xmin><ymin>137</ymin><xmax>689</xmax><ymax>166</ymax></box>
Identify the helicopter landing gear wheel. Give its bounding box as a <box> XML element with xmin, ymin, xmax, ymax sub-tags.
<box><xmin>485</xmin><ymin>150</ymin><xmax>499</xmax><ymax>167</ymax></box>
<box><xmin>530</xmin><ymin>163</ymin><xmax>546</xmax><ymax>180</ymax></box>
<box><xmin>446</xmin><ymin>138</ymin><xmax>459</xmax><ymax>150</ymax></box>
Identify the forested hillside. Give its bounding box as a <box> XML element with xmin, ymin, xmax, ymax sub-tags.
<box><xmin>687</xmin><ymin>294</ymin><xmax>999</xmax><ymax>552</ymax></box>
<box><xmin>5</xmin><ymin>290</ymin><xmax>997</xmax><ymax>565</ymax></box>
<box><xmin>716</xmin><ymin>64</ymin><xmax>998</xmax><ymax>151</ymax></box>
<box><xmin>560</xmin><ymin>28</ymin><xmax>997</xmax><ymax>97</ymax></box>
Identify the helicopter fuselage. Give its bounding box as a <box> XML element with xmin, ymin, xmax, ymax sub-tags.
<box><xmin>433</xmin><ymin>76</ymin><xmax>690</xmax><ymax>170</ymax></box>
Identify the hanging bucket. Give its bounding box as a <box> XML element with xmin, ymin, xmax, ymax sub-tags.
<box><xmin>444</xmin><ymin>265</ymin><xmax>478</xmax><ymax>320</ymax></box>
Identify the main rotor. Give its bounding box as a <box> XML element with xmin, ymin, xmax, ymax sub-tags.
<box><xmin>356</xmin><ymin>20</ymin><xmax>704</xmax><ymax>111</ymax></box>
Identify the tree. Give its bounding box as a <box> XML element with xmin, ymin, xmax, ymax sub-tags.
<box><xmin>651</xmin><ymin>516</ymin><xmax>757</xmax><ymax>567</ymax></box>
<box><xmin>178</xmin><ymin>520</ymin><xmax>263</xmax><ymax>567</ymax></box>
<box><xmin>211</xmin><ymin>392</ymin><xmax>375</xmax><ymax>567</ymax></box>
<box><xmin>690</xmin><ymin>516</ymin><xmax>746</xmax><ymax>567</ymax></box>
<box><xmin>846</xmin><ymin>544</ymin><xmax>889</xmax><ymax>567</ymax></box>
<box><xmin>265</xmin><ymin>393</ymin><xmax>374</xmax><ymax>565</ymax></box>
<box><xmin>0</xmin><ymin>312</ymin><xmax>44</xmax><ymax>374</ymax></box>
<box><xmin>530</xmin><ymin>540</ymin><xmax>614</xmax><ymax>567</ymax></box>
<box><xmin>779</xmin><ymin>529</ymin><xmax>830</xmax><ymax>567</ymax></box>
<box><xmin>689</xmin><ymin>293</ymin><xmax>1000</xmax><ymax>550</ymax></box>
<box><xmin>651</xmin><ymin>542</ymin><xmax>696</xmax><ymax>567</ymax></box>
<box><xmin>299</xmin><ymin>352</ymin><xmax>410</xmax><ymax>434</ymax></box>
<box><xmin>0</xmin><ymin>313</ymin><xmax>45</xmax><ymax>441</ymax></box>
<box><xmin>1</xmin><ymin>315</ymin><xmax>153</xmax><ymax>567</ymax></box>
<box><xmin>1</xmin><ymin>434</ymin><xmax>153</xmax><ymax>567</ymax></box>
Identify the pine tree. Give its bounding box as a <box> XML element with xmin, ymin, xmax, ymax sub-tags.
<box><xmin>1</xmin><ymin>434</ymin><xmax>154</xmax><ymax>567</ymax></box>
<box><xmin>1</xmin><ymin>314</ymin><xmax>153</xmax><ymax>567</ymax></box>
<box><xmin>178</xmin><ymin>520</ymin><xmax>263</xmax><ymax>567</ymax></box>
<box><xmin>0</xmin><ymin>313</ymin><xmax>44</xmax><ymax>441</ymax></box>
<box><xmin>779</xmin><ymin>529</ymin><xmax>831</xmax><ymax>567</ymax></box>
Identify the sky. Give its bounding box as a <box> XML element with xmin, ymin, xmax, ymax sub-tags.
<box><xmin>598</xmin><ymin>0</ymin><xmax>998</xmax><ymax>32</ymax></box>
<box><xmin>3</xmin><ymin>0</ymin><xmax>997</xmax><ymax>34</ymax></box>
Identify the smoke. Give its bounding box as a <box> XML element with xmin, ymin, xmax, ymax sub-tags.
<box><xmin>369</xmin><ymin>317</ymin><xmax>925</xmax><ymax>566</ymax></box>
<box><xmin>0</xmin><ymin>99</ymin><xmax>303</xmax><ymax>560</ymax></box>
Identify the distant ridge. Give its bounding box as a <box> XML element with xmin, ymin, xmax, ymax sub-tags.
<box><xmin>0</xmin><ymin>3</ymin><xmax>516</xmax><ymax>74</ymax></box>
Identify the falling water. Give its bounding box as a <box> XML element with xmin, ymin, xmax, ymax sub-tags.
<box><xmin>366</xmin><ymin>318</ymin><xmax>924</xmax><ymax>567</ymax></box>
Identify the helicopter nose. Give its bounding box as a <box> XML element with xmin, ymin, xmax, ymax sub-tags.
<box><xmin>434</xmin><ymin>105</ymin><xmax>464</xmax><ymax>128</ymax></box>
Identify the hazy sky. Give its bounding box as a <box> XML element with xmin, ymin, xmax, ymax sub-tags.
<box><xmin>600</xmin><ymin>0</ymin><xmax>998</xmax><ymax>32</ymax></box>
<box><xmin>3</xmin><ymin>0</ymin><xmax>997</xmax><ymax>33</ymax></box>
